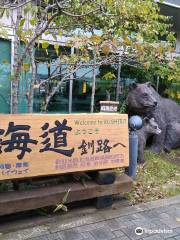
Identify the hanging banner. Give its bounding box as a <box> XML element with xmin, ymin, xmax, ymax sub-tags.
<box><xmin>0</xmin><ymin>113</ymin><xmax>129</xmax><ymax>180</ymax></box>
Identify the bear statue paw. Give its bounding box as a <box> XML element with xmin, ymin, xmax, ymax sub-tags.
<box><xmin>138</xmin><ymin>159</ymin><xmax>145</xmax><ymax>164</ymax></box>
<box><xmin>149</xmin><ymin>145</ymin><xmax>161</xmax><ymax>154</ymax></box>
<box><xmin>164</xmin><ymin>146</ymin><xmax>171</xmax><ymax>153</ymax></box>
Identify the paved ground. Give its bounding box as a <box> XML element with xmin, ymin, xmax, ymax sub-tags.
<box><xmin>0</xmin><ymin>195</ymin><xmax>180</xmax><ymax>240</ymax></box>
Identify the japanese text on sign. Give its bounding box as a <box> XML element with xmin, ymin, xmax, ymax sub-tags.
<box><xmin>0</xmin><ymin>114</ymin><xmax>129</xmax><ymax>180</ymax></box>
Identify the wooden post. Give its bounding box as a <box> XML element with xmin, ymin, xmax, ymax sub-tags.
<box><xmin>0</xmin><ymin>174</ymin><xmax>132</xmax><ymax>215</ymax></box>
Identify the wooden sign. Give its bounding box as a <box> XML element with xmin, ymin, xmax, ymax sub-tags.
<box><xmin>0</xmin><ymin>114</ymin><xmax>129</xmax><ymax>180</ymax></box>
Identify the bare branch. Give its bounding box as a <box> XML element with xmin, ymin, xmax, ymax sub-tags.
<box><xmin>43</xmin><ymin>64</ymin><xmax>82</xmax><ymax>111</ymax></box>
<box><xmin>14</xmin><ymin>10</ymin><xmax>59</xmax><ymax>82</ymax></box>
<box><xmin>0</xmin><ymin>0</ymin><xmax>31</xmax><ymax>9</ymax></box>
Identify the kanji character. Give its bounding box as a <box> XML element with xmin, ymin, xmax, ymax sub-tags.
<box><xmin>39</xmin><ymin>119</ymin><xmax>74</xmax><ymax>157</ymax></box>
<box><xmin>96</xmin><ymin>139</ymin><xmax>112</xmax><ymax>153</ymax></box>
<box><xmin>78</xmin><ymin>140</ymin><xmax>95</xmax><ymax>155</ymax></box>
<box><xmin>1</xmin><ymin>122</ymin><xmax>38</xmax><ymax>160</ymax></box>
<box><xmin>0</xmin><ymin>127</ymin><xmax>5</xmax><ymax>154</ymax></box>
<box><xmin>88</xmin><ymin>140</ymin><xmax>95</xmax><ymax>154</ymax></box>
<box><xmin>78</xmin><ymin>139</ymin><xmax>88</xmax><ymax>155</ymax></box>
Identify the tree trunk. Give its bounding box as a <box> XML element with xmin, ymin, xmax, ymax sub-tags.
<box><xmin>11</xmin><ymin>4</ymin><xmax>59</xmax><ymax>114</ymax></box>
<box><xmin>11</xmin><ymin>3</ymin><xmax>21</xmax><ymax>114</ymax></box>
<box><xmin>28</xmin><ymin>47</ymin><xmax>36</xmax><ymax>113</ymax></box>
<box><xmin>90</xmin><ymin>55</ymin><xmax>96</xmax><ymax>113</ymax></box>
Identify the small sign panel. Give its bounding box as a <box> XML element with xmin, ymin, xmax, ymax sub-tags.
<box><xmin>101</xmin><ymin>105</ymin><xmax>118</xmax><ymax>112</ymax></box>
<box><xmin>0</xmin><ymin>114</ymin><xmax>129</xmax><ymax>180</ymax></box>
<box><xmin>100</xmin><ymin>101</ymin><xmax>119</xmax><ymax>113</ymax></box>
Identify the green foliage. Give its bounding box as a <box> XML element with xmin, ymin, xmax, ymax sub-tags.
<box><xmin>98</xmin><ymin>65</ymin><xmax>117</xmax><ymax>78</ymax></box>
<box><xmin>41</xmin><ymin>42</ymin><xmax>49</xmax><ymax>49</ymax></box>
<box><xmin>1</xmin><ymin>0</ymin><xmax>179</xmax><ymax>111</ymax></box>
<box><xmin>124</xmin><ymin>150</ymin><xmax>180</xmax><ymax>204</ymax></box>
<box><xmin>36</xmin><ymin>208</ymin><xmax>49</xmax><ymax>216</ymax></box>
<box><xmin>121</xmin><ymin>65</ymin><xmax>153</xmax><ymax>82</ymax></box>
<box><xmin>0</xmin><ymin>181</ymin><xmax>13</xmax><ymax>192</ymax></box>
<box><xmin>102</xmin><ymin>72</ymin><xmax>116</xmax><ymax>80</ymax></box>
<box><xmin>2</xmin><ymin>0</ymin><xmax>174</xmax><ymax>63</ymax></box>
<box><xmin>53</xmin><ymin>188</ymin><xmax>71</xmax><ymax>213</ymax></box>
<box><xmin>119</xmin><ymin>101</ymin><xmax>126</xmax><ymax>113</ymax></box>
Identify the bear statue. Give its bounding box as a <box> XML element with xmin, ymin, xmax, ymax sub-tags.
<box><xmin>136</xmin><ymin>117</ymin><xmax>161</xmax><ymax>163</ymax></box>
<box><xmin>164</xmin><ymin>121</ymin><xmax>180</xmax><ymax>153</ymax></box>
<box><xmin>126</xmin><ymin>82</ymin><xmax>180</xmax><ymax>153</ymax></box>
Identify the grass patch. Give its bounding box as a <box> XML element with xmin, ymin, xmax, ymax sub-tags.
<box><xmin>124</xmin><ymin>150</ymin><xmax>180</xmax><ymax>204</ymax></box>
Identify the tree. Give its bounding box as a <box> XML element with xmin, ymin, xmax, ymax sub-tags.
<box><xmin>0</xmin><ymin>0</ymin><xmax>178</xmax><ymax>113</ymax></box>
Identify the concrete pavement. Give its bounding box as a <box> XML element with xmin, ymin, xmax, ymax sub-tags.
<box><xmin>0</xmin><ymin>195</ymin><xmax>180</xmax><ymax>240</ymax></box>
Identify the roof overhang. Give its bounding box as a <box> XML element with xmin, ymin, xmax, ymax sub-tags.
<box><xmin>157</xmin><ymin>0</ymin><xmax>180</xmax><ymax>32</ymax></box>
<box><xmin>158</xmin><ymin>0</ymin><xmax>180</xmax><ymax>9</ymax></box>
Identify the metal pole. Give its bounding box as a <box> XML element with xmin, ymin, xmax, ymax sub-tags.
<box><xmin>68</xmin><ymin>47</ymin><xmax>74</xmax><ymax>113</ymax></box>
<box><xmin>125</xmin><ymin>130</ymin><xmax>138</xmax><ymax>180</ymax></box>
<box><xmin>156</xmin><ymin>76</ymin><xmax>159</xmax><ymax>92</ymax></box>
<box><xmin>90</xmin><ymin>54</ymin><xmax>96</xmax><ymax>113</ymax></box>
<box><xmin>116</xmin><ymin>55</ymin><xmax>121</xmax><ymax>101</ymax></box>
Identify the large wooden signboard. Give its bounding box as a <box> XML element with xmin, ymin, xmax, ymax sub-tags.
<box><xmin>0</xmin><ymin>113</ymin><xmax>129</xmax><ymax>180</ymax></box>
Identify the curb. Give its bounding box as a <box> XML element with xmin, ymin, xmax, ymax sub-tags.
<box><xmin>0</xmin><ymin>195</ymin><xmax>179</xmax><ymax>240</ymax></box>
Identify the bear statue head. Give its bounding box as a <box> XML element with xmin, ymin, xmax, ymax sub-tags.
<box><xmin>126</xmin><ymin>82</ymin><xmax>159</xmax><ymax>114</ymax></box>
<box><xmin>143</xmin><ymin>117</ymin><xmax>161</xmax><ymax>135</ymax></box>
